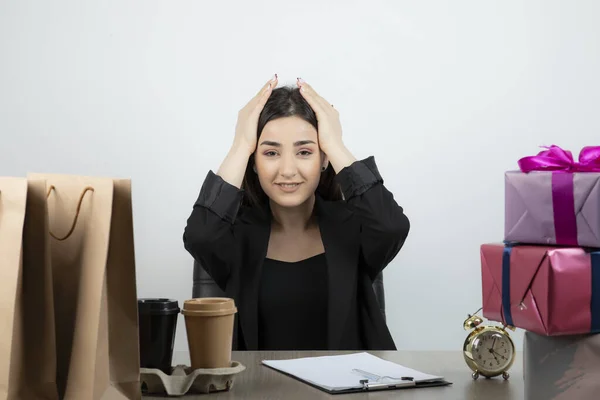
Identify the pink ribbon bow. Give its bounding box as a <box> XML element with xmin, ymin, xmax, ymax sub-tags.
<box><xmin>518</xmin><ymin>145</ymin><xmax>600</xmax><ymax>173</ymax></box>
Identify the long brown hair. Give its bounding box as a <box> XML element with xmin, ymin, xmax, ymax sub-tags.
<box><xmin>241</xmin><ymin>86</ymin><xmax>342</xmax><ymax>209</ymax></box>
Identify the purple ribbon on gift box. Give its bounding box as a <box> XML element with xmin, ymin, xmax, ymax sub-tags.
<box><xmin>518</xmin><ymin>145</ymin><xmax>600</xmax><ymax>246</ymax></box>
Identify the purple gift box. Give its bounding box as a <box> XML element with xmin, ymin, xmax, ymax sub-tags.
<box><xmin>504</xmin><ymin>145</ymin><xmax>600</xmax><ymax>248</ymax></box>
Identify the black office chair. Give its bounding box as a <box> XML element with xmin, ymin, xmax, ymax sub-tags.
<box><xmin>192</xmin><ymin>260</ymin><xmax>387</xmax><ymax>322</ymax></box>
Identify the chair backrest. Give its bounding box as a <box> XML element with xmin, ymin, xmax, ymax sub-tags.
<box><xmin>192</xmin><ymin>260</ymin><xmax>386</xmax><ymax>322</ymax></box>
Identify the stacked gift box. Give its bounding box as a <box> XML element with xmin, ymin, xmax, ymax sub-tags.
<box><xmin>480</xmin><ymin>145</ymin><xmax>600</xmax><ymax>399</ymax></box>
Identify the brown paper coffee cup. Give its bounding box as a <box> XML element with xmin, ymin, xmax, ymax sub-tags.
<box><xmin>182</xmin><ymin>298</ymin><xmax>237</xmax><ymax>369</ymax></box>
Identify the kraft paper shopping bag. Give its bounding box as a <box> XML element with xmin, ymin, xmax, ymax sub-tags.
<box><xmin>0</xmin><ymin>178</ymin><xmax>59</xmax><ymax>400</ymax></box>
<box><xmin>29</xmin><ymin>173</ymin><xmax>141</xmax><ymax>400</ymax></box>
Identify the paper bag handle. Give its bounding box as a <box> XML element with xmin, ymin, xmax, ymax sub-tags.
<box><xmin>46</xmin><ymin>185</ymin><xmax>94</xmax><ymax>241</ymax></box>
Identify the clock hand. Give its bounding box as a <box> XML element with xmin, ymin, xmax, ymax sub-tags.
<box><xmin>488</xmin><ymin>349</ymin><xmax>499</xmax><ymax>362</ymax></box>
<box><xmin>488</xmin><ymin>347</ymin><xmax>499</xmax><ymax>363</ymax></box>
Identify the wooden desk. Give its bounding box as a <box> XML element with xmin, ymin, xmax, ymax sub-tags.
<box><xmin>142</xmin><ymin>351</ymin><xmax>523</xmax><ymax>399</ymax></box>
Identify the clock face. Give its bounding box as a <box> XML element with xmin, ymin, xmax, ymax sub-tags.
<box><xmin>470</xmin><ymin>330</ymin><xmax>514</xmax><ymax>374</ymax></box>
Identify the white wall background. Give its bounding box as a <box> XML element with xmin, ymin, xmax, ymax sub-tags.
<box><xmin>1</xmin><ymin>0</ymin><xmax>599</xmax><ymax>356</ymax></box>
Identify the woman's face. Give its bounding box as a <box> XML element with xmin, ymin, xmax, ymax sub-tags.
<box><xmin>254</xmin><ymin>116</ymin><xmax>327</xmax><ymax>208</ymax></box>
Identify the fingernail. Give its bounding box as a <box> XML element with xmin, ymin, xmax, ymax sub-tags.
<box><xmin>271</xmin><ymin>74</ymin><xmax>277</xmax><ymax>82</ymax></box>
<box><xmin>297</xmin><ymin>77</ymin><xmax>305</xmax><ymax>84</ymax></box>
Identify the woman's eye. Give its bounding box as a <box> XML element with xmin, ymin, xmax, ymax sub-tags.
<box><xmin>298</xmin><ymin>150</ymin><xmax>312</xmax><ymax>156</ymax></box>
<box><xmin>264</xmin><ymin>151</ymin><xmax>278</xmax><ymax>157</ymax></box>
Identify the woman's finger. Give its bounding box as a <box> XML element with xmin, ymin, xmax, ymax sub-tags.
<box><xmin>246</xmin><ymin>74</ymin><xmax>278</xmax><ymax>110</ymax></box>
<box><xmin>256</xmin><ymin>75</ymin><xmax>278</xmax><ymax>106</ymax></box>
<box><xmin>297</xmin><ymin>78</ymin><xmax>329</xmax><ymax>115</ymax></box>
<box><xmin>258</xmin><ymin>74</ymin><xmax>278</xmax><ymax>96</ymax></box>
<box><xmin>298</xmin><ymin>79</ymin><xmax>335</xmax><ymax>113</ymax></box>
<box><xmin>253</xmin><ymin>75</ymin><xmax>278</xmax><ymax>101</ymax></box>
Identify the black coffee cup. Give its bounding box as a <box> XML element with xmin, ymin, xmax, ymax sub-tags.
<box><xmin>138</xmin><ymin>298</ymin><xmax>180</xmax><ymax>374</ymax></box>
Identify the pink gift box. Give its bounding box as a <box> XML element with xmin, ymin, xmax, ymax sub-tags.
<box><xmin>481</xmin><ymin>243</ymin><xmax>600</xmax><ymax>336</ymax></box>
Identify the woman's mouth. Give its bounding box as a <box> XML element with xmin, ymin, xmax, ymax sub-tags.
<box><xmin>275</xmin><ymin>183</ymin><xmax>302</xmax><ymax>192</ymax></box>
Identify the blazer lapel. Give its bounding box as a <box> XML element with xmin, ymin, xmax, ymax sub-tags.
<box><xmin>238</xmin><ymin>206</ymin><xmax>271</xmax><ymax>350</ymax></box>
<box><xmin>316</xmin><ymin>196</ymin><xmax>358</xmax><ymax>349</ymax></box>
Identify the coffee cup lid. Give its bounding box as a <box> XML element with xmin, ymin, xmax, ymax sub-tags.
<box><xmin>182</xmin><ymin>297</ymin><xmax>237</xmax><ymax>317</ymax></box>
<box><xmin>138</xmin><ymin>298</ymin><xmax>180</xmax><ymax>315</ymax></box>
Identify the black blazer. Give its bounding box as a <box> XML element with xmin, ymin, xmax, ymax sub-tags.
<box><xmin>183</xmin><ymin>156</ymin><xmax>410</xmax><ymax>350</ymax></box>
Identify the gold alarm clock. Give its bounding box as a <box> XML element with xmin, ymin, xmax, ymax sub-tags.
<box><xmin>463</xmin><ymin>308</ymin><xmax>516</xmax><ymax>380</ymax></box>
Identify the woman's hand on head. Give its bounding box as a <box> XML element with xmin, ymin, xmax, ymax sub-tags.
<box><xmin>234</xmin><ymin>75</ymin><xmax>278</xmax><ymax>154</ymax></box>
<box><xmin>297</xmin><ymin>78</ymin><xmax>343</xmax><ymax>155</ymax></box>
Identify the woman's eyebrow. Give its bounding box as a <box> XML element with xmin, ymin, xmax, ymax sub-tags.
<box><xmin>259</xmin><ymin>140</ymin><xmax>316</xmax><ymax>147</ymax></box>
<box><xmin>259</xmin><ymin>140</ymin><xmax>280</xmax><ymax>147</ymax></box>
<box><xmin>294</xmin><ymin>140</ymin><xmax>316</xmax><ymax>146</ymax></box>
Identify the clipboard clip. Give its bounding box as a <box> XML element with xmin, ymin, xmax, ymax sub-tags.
<box><xmin>353</xmin><ymin>369</ymin><xmax>415</xmax><ymax>390</ymax></box>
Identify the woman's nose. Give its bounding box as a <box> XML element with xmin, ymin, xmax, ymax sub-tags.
<box><xmin>279</xmin><ymin>155</ymin><xmax>298</xmax><ymax>178</ymax></box>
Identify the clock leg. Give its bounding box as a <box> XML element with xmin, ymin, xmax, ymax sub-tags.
<box><xmin>502</xmin><ymin>372</ymin><xmax>510</xmax><ymax>380</ymax></box>
<box><xmin>472</xmin><ymin>371</ymin><xmax>479</xmax><ymax>380</ymax></box>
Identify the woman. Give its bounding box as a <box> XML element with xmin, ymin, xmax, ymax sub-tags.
<box><xmin>183</xmin><ymin>75</ymin><xmax>410</xmax><ymax>351</ymax></box>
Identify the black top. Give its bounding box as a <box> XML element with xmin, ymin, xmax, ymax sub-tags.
<box><xmin>258</xmin><ymin>253</ymin><xmax>329</xmax><ymax>350</ymax></box>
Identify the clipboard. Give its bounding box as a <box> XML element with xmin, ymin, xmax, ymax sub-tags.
<box><xmin>351</xmin><ymin>368</ymin><xmax>452</xmax><ymax>392</ymax></box>
<box><xmin>261</xmin><ymin>352</ymin><xmax>453</xmax><ymax>394</ymax></box>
